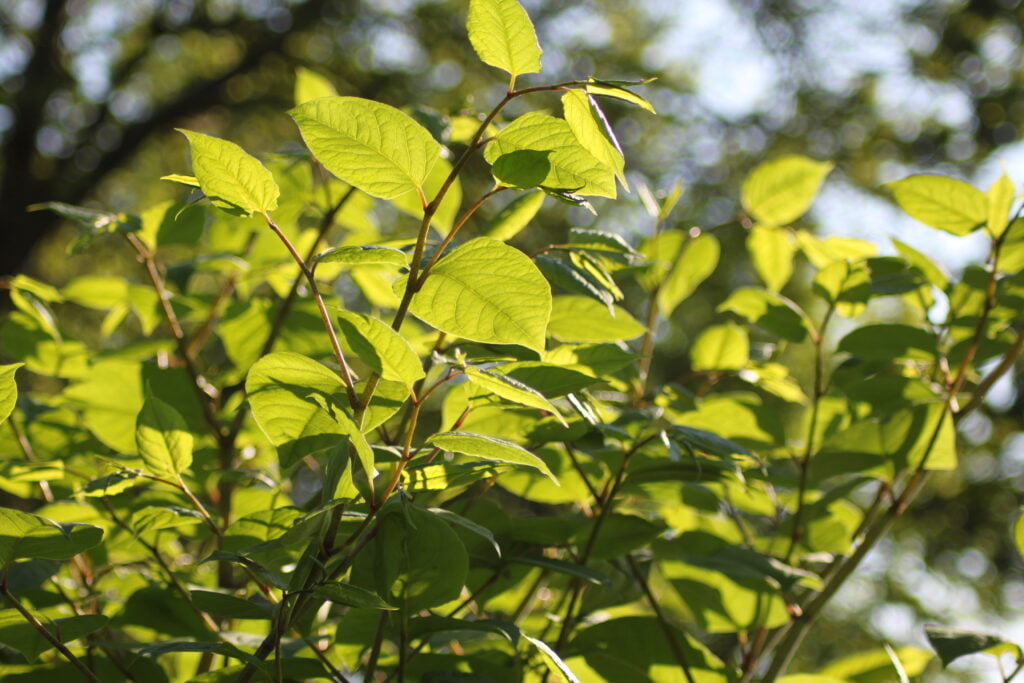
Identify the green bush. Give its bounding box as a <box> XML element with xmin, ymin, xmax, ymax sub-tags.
<box><xmin>2</xmin><ymin>1</ymin><xmax>1024</xmax><ymax>681</ymax></box>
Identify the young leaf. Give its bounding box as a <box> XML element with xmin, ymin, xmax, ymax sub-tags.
<box><xmin>467</xmin><ymin>0</ymin><xmax>543</xmax><ymax>80</ymax></box>
<box><xmin>0</xmin><ymin>362</ymin><xmax>22</xmax><ymax>425</ymax></box>
<box><xmin>562</xmin><ymin>89</ymin><xmax>626</xmax><ymax>188</ymax></box>
<box><xmin>294</xmin><ymin>66</ymin><xmax>337</xmax><ymax>105</ymax></box>
<box><xmin>336</xmin><ymin>310</ymin><xmax>424</xmax><ymax>390</ymax></box>
<box><xmin>484</xmin><ymin>112</ymin><xmax>616</xmax><ymax>198</ymax></box>
<box><xmin>289</xmin><ymin>96</ymin><xmax>441</xmax><ymax>200</ymax></box>
<box><xmin>464</xmin><ymin>365</ymin><xmax>566</xmax><ymax>425</ymax></box>
<box><xmin>887</xmin><ymin>174</ymin><xmax>988</xmax><ymax>236</ymax></box>
<box><xmin>160</xmin><ymin>173</ymin><xmax>200</xmax><ymax>187</ymax></box>
<box><xmin>690</xmin><ymin>322</ymin><xmax>749</xmax><ymax>371</ymax></box>
<box><xmin>482</xmin><ymin>191</ymin><xmax>545</xmax><ymax>241</ymax></box>
<box><xmin>547</xmin><ymin>295</ymin><xmax>645</xmax><ymax>342</ymax></box>
<box><xmin>428</xmin><ymin>431</ymin><xmax>559</xmax><ymax>483</ymax></box>
<box><xmin>741</xmin><ymin>155</ymin><xmax>833</xmax><ymax>226</ymax></box>
<box><xmin>748</xmin><ymin>225</ymin><xmax>796</xmax><ymax>292</ymax></box>
<box><xmin>408</xmin><ymin>237</ymin><xmax>551</xmax><ymax>352</ymax></box>
<box><xmin>317</xmin><ymin>245</ymin><xmax>409</xmax><ymax>268</ymax></box>
<box><xmin>135</xmin><ymin>395</ymin><xmax>194</xmax><ymax>480</ymax></box>
<box><xmin>176</xmin><ymin>129</ymin><xmax>279</xmax><ymax>215</ymax></box>
<box><xmin>987</xmin><ymin>172</ymin><xmax>1015</xmax><ymax>238</ymax></box>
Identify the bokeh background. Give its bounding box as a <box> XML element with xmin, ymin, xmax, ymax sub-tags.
<box><xmin>3</xmin><ymin>0</ymin><xmax>1024</xmax><ymax>679</ymax></box>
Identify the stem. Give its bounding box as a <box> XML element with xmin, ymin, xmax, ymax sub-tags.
<box><xmin>1</xmin><ymin>583</ymin><xmax>100</xmax><ymax>682</ymax></box>
<box><xmin>625</xmin><ymin>555</ymin><xmax>696</xmax><ymax>683</ymax></box>
<box><xmin>263</xmin><ymin>213</ymin><xmax>359</xmax><ymax>409</ymax></box>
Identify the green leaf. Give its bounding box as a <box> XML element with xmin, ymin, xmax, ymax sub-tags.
<box><xmin>336</xmin><ymin>310</ymin><xmax>424</xmax><ymax>390</ymax></box>
<box><xmin>203</xmin><ymin>550</ymin><xmax>289</xmax><ymax>590</ymax></box>
<box><xmin>428</xmin><ymin>431</ymin><xmax>559</xmax><ymax>483</ymax></box>
<box><xmin>391</xmin><ymin>156</ymin><xmax>463</xmax><ymax>234</ymax></box>
<box><xmin>924</xmin><ymin>625</ymin><xmax>1013</xmax><ymax>668</ymax></box>
<box><xmin>246</xmin><ymin>352</ymin><xmax>373</xmax><ymax>475</ymax></box>
<box><xmin>484</xmin><ymin>113</ymin><xmax>616</xmax><ymax>198</ymax></box>
<box><xmin>987</xmin><ymin>172</ymin><xmax>1015</xmax><ymax>237</ymax></box>
<box><xmin>507</xmin><ymin>555</ymin><xmax>609</xmax><ymax>585</ymax></box>
<box><xmin>657</xmin><ymin>232</ymin><xmax>720</xmax><ymax>315</ymax></box>
<box><xmin>525</xmin><ymin>635</ymin><xmax>580</xmax><ymax>683</ymax></box>
<box><xmin>467</xmin><ymin>0</ymin><xmax>542</xmax><ymax>79</ymax></box>
<box><xmin>317</xmin><ymin>245</ymin><xmax>408</xmax><ymax>268</ymax></box>
<box><xmin>408</xmin><ymin>615</ymin><xmax>519</xmax><ymax>644</ymax></box>
<box><xmin>491</xmin><ymin>150</ymin><xmax>552</xmax><ymax>189</ymax></box>
<box><xmin>290</xmin><ymin>96</ymin><xmax>441</xmax><ymax>200</ymax></box>
<box><xmin>690</xmin><ymin>322</ymin><xmax>749</xmax><ymax>371</ymax></box>
<box><xmin>892</xmin><ymin>238</ymin><xmax>949</xmax><ymax>290</ymax></box>
<box><xmin>176</xmin><ymin>129</ymin><xmax>279</xmax><ymax>215</ymax></box>
<box><xmin>313</xmin><ymin>582</ymin><xmax>397</xmax><ymax>610</ymax></box>
<box><xmin>838</xmin><ymin>324</ymin><xmax>936</xmax><ymax>361</ymax></box>
<box><xmin>562</xmin><ymin>89</ymin><xmax>626</xmax><ymax>188</ymax></box>
<box><xmin>820</xmin><ymin>646</ymin><xmax>933</xmax><ymax>681</ymax></box>
<box><xmin>189</xmin><ymin>590</ymin><xmax>273</xmax><ymax>620</ymax></box>
<box><xmin>464</xmin><ymin>366</ymin><xmax>566</xmax><ymax>426</ymax></box>
<box><xmin>748</xmin><ymin>225</ymin><xmax>796</xmax><ymax>292</ymax></box>
<box><xmin>718</xmin><ymin>287</ymin><xmax>811</xmax><ymax>342</ymax></box>
<box><xmin>0</xmin><ymin>509</ymin><xmax>103</xmax><ymax>564</ymax></box>
<box><xmin>351</xmin><ymin>503</ymin><xmax>468</xmax><ymax>611</ymax></box>
<box><xmin>547</xmin><ymin>296</ymin><xmax>645</xmax><ymax>342</ymax></box>
<box><xmin>294</xmin><ymin>66</ymin><xmax>337</xmax><ymax>105</ymax></box>
<box><xmin>408</xmin><ymin>237</ymin><xmax>551</xmax><ymax>351</ymax></box>
<box><xmin>0</xmin><ymin>363</ymin><xmax>22</xmax><ymax>425</ymax></box>
<box><xmin>670</xmin><ymin>425</ymin><xmax>751</xmax><ymax>456</ymax></box>
<box><xmin>481</xmin><ymin>191</ymin><xmax>545</xmax><ymax>241</ymax></box>
<box><xmin>160</xmin><ymin>173</ymin><xmax>200</xmax><ymax>188</ymax></box>
<box><xmin>887</xmin><ymin>174</ymin><xmax>988</xmax><ymax>236</ymax></box>
<box><xmin>135</xmin><ymin>396</ymin><xmax>193</xmax><ymax>480</ymax></box>
<box><xmin>741</xmin><ymin>155</ymin><xmax>833</xmax><ymax>226</ymax></box>
<box><xmin>0</xmin><ymin>611</ymin><xmax>108</xmax><ymax>662</ymax></box>
<box><xmin>428</xmin><ymin>507</ymin><xmax>501</xmax><ymax>557</ymax></box>
<box><xmin>496</xmin><ymin>361</ymin><xmax>600</xmax><ymax>397</ymax></box>
<box><xmin>585</xmin><ymin>78</ymin><xmax>657</xmax><ymax>114</ymax></box>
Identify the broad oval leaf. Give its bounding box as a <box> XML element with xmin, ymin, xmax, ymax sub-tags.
<box><xmin>336</xmin><ymin>310</ymin><xmax>424</xmax><ymax>390</ymax></box>
<box><xmin>741</xmin><ymin>155</ymin><xmax>833</xmax><ymax>226</ymax></box>
<box><xmin>838</xmin><ymin>323</ymin><xmax>936</xmax><ymax>361</ymax></box>
<box><xmin>690</xmin><ymin>323</ymin><xmax>749</xmax><ymax>371</ymax></box>
<box><xmin>887</xmin><ymin>174</ymin><xmax>988</xmax><ymax>236</ymax></box>
<box><xmin>484</xmin><ymin>113</ymin><xmax>616</xmax><ymax>198</ymax></box>
<box><xmin>658</xmin><ymin>232</ymin><xmax>720</xmax><ymax>315</ymax></box>
<box><xmin>748</xmin><ymin>225</ymin><xmax>796</xmax><ymax>292</ymax></box>
<box><xmin>409</xmin><ymin>237</ymin><xmax>551</xmax><ymax>352</ymax></box>
<box><xmin>0</xmin><ymin>362</ymin><xmax>22</xmax><ymax>425</ymax></box>
<box><xmin>317</xmin><ymin>245</ymin><xmax>408</xmax><ymax>268</ymax></box>
<box><xmin>547</xmin><ymin>296</ymin><xmax>645</xmax><ymax>342</ymax></box>
<box><xmin>294</xmin><ymin>66</ymin><xmax>337</xmax><ymax>106</ymax></box>
<box><xmin>290</xmin><ymin>96</ymin><xmax>441</xmax><ymax>200</ymax></box>
<box><xmin>135</xmin><ymin>395</ymin><xmax>193</xmax><ymax>480</ymax></box>
<box><xmin>428</xmin><ymin>431</ymin><xmax>559</xmax><ymax>483</ymax></box>
<box><xmin>0</xmin><ymin>508</ymin><xmax>103</xmax><ymax>564</ymax></box>
<box><xmin>467</xmin><ymin>0</ymin><xmax>543</xmax><ymax>79</ymax></box>
<box><xmin>177</xmin><ymin>129</ymin><xmax>279</xmax><ymax>215</ymax></box>
<box><xmin>464</xmin><ymin>365</ymin><xmax>566</xmax><ymax>426</ymax></box>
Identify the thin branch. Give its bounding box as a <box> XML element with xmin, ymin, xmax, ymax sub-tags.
<box><xmin>626</xmin><ymin>555</ymin><xmax>696</xmax><ymax>683</ymax></box>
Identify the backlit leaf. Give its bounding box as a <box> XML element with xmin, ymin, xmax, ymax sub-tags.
<box><xmin>0</xmin><ymin>363</ymin><xmax>22</xmax><ymax>425</ymax></box>
<box><xmin>888</xmin><ymin>174</ymin><xmax>988</xmax><ymax>236</ymax></box>
<box><xmin>690</xmin><ymin>323</ymin><xmax>749</xmax><ymax>371</ymax></box>
<box><xmin>742</xmin><ymin>155</ymin><xmax>833</xmax><ymax>226</ymax></box>
<box><xmin>177</xmin><ymin>129</ymin><xmax>279</xmax><ymax>215</ymax></box>
<box><xmin>467</xmin><ymin>0</ymin><xmax>543</xmax><ymax>79</ymax></box>
<box><xmin>135</xmin><ymin>395</ymin><xmax>193</xmax><ymax>480</ymax></box>
<box><xmin>464</xmin><ymin>365</ymin><xmax>566</xmax><ymax>425</ymax></box>
<box><xmin>336</xmin><ymin>310</ymin><xmax>424</xmax><ymax>390</ymax></box>
<box><xmin>428</xmin><ymin>431</ymin><xmax>559</xmax><ymax>483</ymax></box>
<box><xmin>547</xmin><ymin>296</ymin><xmax>645</xmax><ymax>342</ymax></box>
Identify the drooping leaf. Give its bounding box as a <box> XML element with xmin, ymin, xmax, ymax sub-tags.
<box><xmin>290</xmin><ymin>96</ymin><xmax>442</xmax><ymax>200</ymax></box>
<box><xmin>887</xmin><ymin>174</ymin><xmax>988</xmax><ymax>236</ymax></box>
<box><xmin>482</xmin><ymin>191</ymin><xmax>545</xmax><ymax>241</ymax></box>
<box><xmin>562</xmin><ymin>89</ymin><xmax>626</xmax><ymax>188</ymax></box>
<box><xmin>0</xmin><ymin>508</ymin><xmax>103</xmax><ymax>564</ymax></box>
<box><xmin>408</xmin><ymin>237</ymin><xmax>551</xmax><ymax>352</ymax></box>
<box><xmin>0</xmin><ymin>363</ymin><xmax>22</xmax><ymax>425</ymax></box>
<box><xmin>484</xmin><ymin>113</ymin><xmax>616</xmax><ymax>198</ymax></box>
<box><xmin>428</xmin><ymin>507</ymin><xmax>502</xmax><ymax>557</ymax></box>
<box><xmin>176</xmin><ymin>129</ymin><xmax>279</xmax><ymax>215</ymax></box>
<box><xmin>690</xmin><ymin>323</ymin><xmax>749</xmax><ymax>371</ymax></box>
<box><xmin>924</xmin><ymin>625</ymin><xmax>1012</xmax><ymax>668</ymax></box>
<box><xmin>313</xmin><ymin>582</ymin><xmax>397</xmax><ymax>610</ymax></box>
<box><xmin>585</xmin><ymin>78</ymin><xmax>657</xmax><ymax>114</ymax></box>
<box><xmin>741</xmin><ymin>155</ymin><xmax>833</xmax><ymax>226</ymax></box>
<box><xmin>464</xmin><ymin>365</ymin><xmax>566</xmax><ymax>425</ymax></box>
<box><xmin>748</xmin><ymin>225</ymin><xmax>796</xmax><ymax>292</ymax></box>
<box><xmin>317</xmin><ymin>245</ymin><xmax>408</xmax><ymax>268</ymax></box>
<box><xmin>135</xmin><ymin>396</ymin><xmax>193</xmax><ymax>480</ymax></box>
<box><xmin>466</xmin><ymin>0</ymin><xmax>543</xmax><ymax>79</ymax></box>
<box><xmin>670</xmin><ymin>425</ymin><xmax>751</xmax><ymax>457</ymax></box>
<box><xmin>428</xmin><ymin>431</ymin><xmax>559</xmax><ymax>483</ymax></box>
<box><xmin>525</xmin><ymin>634</ymin><xmax>581</xmax><ymax>683</ymax></box>
<box><xmin>547</xmin><ymin>296</ymin><xmax>645</xmax><ymax>342</ymax></box>
<box><xmin>507</xmin><ymin>555</ymin><xmax>609</xmax><ymax>585</ymax></box>
<box><xmin>336</xmin><ymin>310</ymin><xmax>424</xmax><ymax>390</ymax></box>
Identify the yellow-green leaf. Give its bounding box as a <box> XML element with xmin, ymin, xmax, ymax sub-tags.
<box><xmin>464</xmin><ymin>366</ymin><xmax>566</xmax><ymax>426</ymax></box>
<box><xmin>690</xmin><ymin>322</ymin><xmax>749</xmax><ymax>371</ymax></box>
<box><xmin>176</xmin><ymin>129</ymin><xmax>279</xmax><ymax>215</ymax></box>
<box><xmin>547</xmin><ymin>296</ymin><xmax>645</xmax><ymax>342</ymax></box>
<box><xmin>748</xmin><ymin>225</ymin><xmax>796</xmax><ymax>292</ymax></box>
<box><xmin>888</xmin><ymin>174</ymin><xmax>988</xmax><ymax>236</ymax></box>
<box><xmin>0</xmin><ymin>363</ymin><xmax>22</xmax><ymax>425</ymax></box>
<box><xmin>428</xmin><ymin>431</ymin><xmax>558</xmax><ymax>484</ymax></box>
<box><xmin>987</xmin><ymin>172</ymin><xmax>1015</xmax><ymax>237</ymax></box>
<box><xmin>289</xmin><ymin>96</ymin><xmax>441</xmax><ymax>200</ymax></box>
<box><xmin>742</xmin><ymin>155</ymin><xmax>833</xmax><ymax>226</ymax></box>
<box><xmin>336</xmin><ymin>310</ymin><xmax>424</xmax><ymax>390</ymax></box>
<box><xmin>294</xmin><ymin>66</ymin><xmax>337</xmax><ymax>106</ymax></box>
<box><xmin>562</xmin><ymin>89</ymin><xmax>626</xmax><ymax>189</ymax></box>
<box><xmin>135</xmin><ymin>396</ymin><xmax>193</xmax><ymax>480</ymax></box>
<box><xmin>467</xmin><ymin>0</ymin><xmax>543</xmax><ymax>80</ymax></box>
